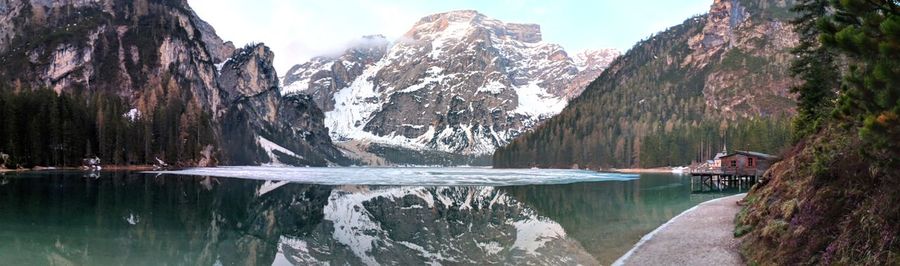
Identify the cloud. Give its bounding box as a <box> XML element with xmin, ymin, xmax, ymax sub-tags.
<box><xmin>190</xmin><ymin>0</ymin><xmax>428</xmax><ymax>74</ymax></box>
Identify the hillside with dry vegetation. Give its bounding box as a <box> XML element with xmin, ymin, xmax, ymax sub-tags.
<box><xmin>735</xmin><ymin>0</ymin><xmax>899</xmax><ymax>264</ymax></box>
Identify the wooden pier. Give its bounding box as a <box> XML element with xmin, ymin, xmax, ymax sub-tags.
<box><xmin>689</xmin><ymin>151</ymin><xmax>776</xmax><ymax>193</ymax></box>
<box><xmin>690</xmin><ymin>169</ymin><xmax>759</xmax><ymax>193</ymax></box>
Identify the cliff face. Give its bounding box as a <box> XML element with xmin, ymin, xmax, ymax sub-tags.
<box><xmin>281</xmin><ymin>10</ymin><xmax>618</xmax><ymax>161</ymax></box>
<box><xmin>0</xmin><ymin>0</ymin><xmax>231</xmax><ymax>113</ymax></box>
<box><xmin>494</xmin><ymin>0</ymin><xmax>798</xmax><ymax>168</ymax></box>
<box><xmin>220</xmin><ymin>44</ymin><xmax>347</xmax><ymax>166</ymax></box>
<box><xmin>0</xmin><ymin>0</ymin><xmax>346</xmax><ymax>166</ymax></box>
<box><xmin>687</xmin><ymin>0</ymin><xmax>799</xmax><ymax>119</ymax></box>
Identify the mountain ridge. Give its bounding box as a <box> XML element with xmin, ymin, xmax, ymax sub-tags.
<box><xmin>282</xmin><ymin>10</ymin><xmax>619</xmax><ymax>164</ymax></box>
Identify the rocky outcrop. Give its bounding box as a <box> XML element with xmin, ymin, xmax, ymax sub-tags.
<box><xmin>282</xmin><ymin>10</ymin><xmax>618</xmax><ymax>159</ymax></box>
<box><xmin>220</xmin><ymin>44</ymin><xmax>348</xmax><ymax>166</ymax></box>
<box><xmin>219</xmin><ymin>44</ymin><xmax>280</xmax><ymax>107</ymax></box>
<box><xmin>686</xmin><ymin>0</ymin><xmax>799</xmax><ymax>118</ymax></box>
<box><xmin>188</xmin><ymin>9</ymin><xmax>235</xmax><ymax>64</ymax></box>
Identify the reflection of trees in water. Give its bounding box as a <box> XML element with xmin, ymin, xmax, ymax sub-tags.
<box><xmin>501</xmin><ymin>174</ymin><xmax>698</xmax><ymax>265</ymax></box>
<box><xmin>0</xmin><ymin>173</ymin><xmax>718</xmax><ymax>265</ymax></box>
<box><xmin>0</xmin><ymin>171</ymin><xmax>332</xmax><ymax>265</ymax></box>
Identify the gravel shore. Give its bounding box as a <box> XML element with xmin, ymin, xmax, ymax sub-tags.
<box><xmin>613</xmin><ymin>193</ymin><xmax>746</xmax><ymax>266</ymax></box>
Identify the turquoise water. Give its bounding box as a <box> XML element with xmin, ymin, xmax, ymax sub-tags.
<box><xmin>0</xmin><ymin>170</ymin><xmax>737</xmax><ymax>265</ymax></box>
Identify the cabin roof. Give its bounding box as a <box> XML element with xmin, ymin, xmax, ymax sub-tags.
<box><xmin>722</xmin><ymin>150</ymin><xmax>778</xmax><ymax>160</ymax></box>
<box><xmin>713</xmin><ymin>151</ymin><xmax>728</xmax><ymax>160</ymax></box>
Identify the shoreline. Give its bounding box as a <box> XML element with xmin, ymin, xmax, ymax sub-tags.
<box><xmin>609</xmin><ymin>167</ymin><xmax>688</xmax><ymax>174</ymax></box>
<box><xmin>0</xmin><ymin>165</ymin><xmax>157</xmax><ymax>173</ymax></box>
<box><xmin>613</xmin><ymin>193</ymin><xmax>746</xmax><ymax>265</ymax></box>
<box><xmin>3</xmin><ymin>165</ymin><xmax>690</xmax><ymax>173</ymax></box>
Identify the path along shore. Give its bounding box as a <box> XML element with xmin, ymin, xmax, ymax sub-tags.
<box><xmin>614</xmin><ymin>193</ymin><xmax>746</xmax><ymax>266</ymax></box>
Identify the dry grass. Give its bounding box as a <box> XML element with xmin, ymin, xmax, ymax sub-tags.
<box><xmin>735</xmin><ymin>126</ymin><xmax>900</xmax><ymax>265</ymax></box>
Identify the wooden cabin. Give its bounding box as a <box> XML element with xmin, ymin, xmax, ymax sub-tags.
<box><xmin>720</xmin><ymin>151</ymin><xmax>777</xmax><ymax>176</ymax></box>
<box><xmin>690</xmin><ymin>148</ymin><xmax>777</xmax><ymax>193</ymax></box>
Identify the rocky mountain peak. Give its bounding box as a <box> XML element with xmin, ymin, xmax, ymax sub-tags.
<box><xmin>219</xmin><ymin>43</ymin><xmax>278</xmax><ymax>103</ymax></box>
<box><xmin>412</xmin><ymin>9</ymin><xmax>483</xmax><ymax>25</ymax></box>
<box><xmin>405</xmin><ymin>10</ymin><xmax>542</xmax><ymax>44</ymax></box>
<box><xmin>280</xmin><ymin>10</ymin><xmax>617</xmax><ymax>162</ymax></box>
<box><xmin>691</xmin><ymin>0</ymin><xmax>751</xmax><ymax>54</ymax></box>
<box><xmin>219</xmin><ymin>43</ymin><xmax>348</xmax><ymax>166</ymax></box>
<box><xmin>340</xmin><ymin>35</ymin><xmax>390</xmax><ymax>61</ymax></box>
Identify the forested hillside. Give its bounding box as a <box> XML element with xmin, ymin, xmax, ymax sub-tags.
<box><xmin>0</xmin><ymin>0</ymin><xmax>224</xmax><ymax>167</ymax></box>
<box><xmin>0</xmin><ymin>88</ymin><xmax>216</xmax><ymax>168</ymax></box>
<box><xmin>737</xmin><ymin>0</ymin><xmax>899</xmax><ymax>264</ymax></box>
<box><xmin>494</xmin><ymin>0</ymin><xmax>798</xmax><ymax>169</ymax></box>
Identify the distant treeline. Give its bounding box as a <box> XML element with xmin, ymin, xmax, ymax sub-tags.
<box><xmin>639</xmin><ymin>118</ymin><xmax>792</xmax><ymax>167</ymax></box>
<box><xmin>0</xmin><ymin>88</ymin><xmax>215</xmax><ymax>168</ymax></box>
<box><xmin>493</xmin><ymin>116</ymin><xmax>791</xmax><ymax>169</ymax></box>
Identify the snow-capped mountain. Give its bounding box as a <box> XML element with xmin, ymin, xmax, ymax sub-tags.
<box><xmin>281</xmin><ymin>10</ymin><xmax>618</xmax><ymax>159</ymax></box>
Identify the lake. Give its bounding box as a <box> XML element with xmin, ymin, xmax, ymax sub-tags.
<box><xmin>0</xmin><ymin>168</ymin><xmax>741</xmax><ymax>265</ymax></box>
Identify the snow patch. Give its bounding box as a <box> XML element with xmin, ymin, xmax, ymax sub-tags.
<box><xmin>257</xmin><ymin>136</ymin><xmax>304</xmax><ymax>166</ymax></box>
<box><xmin>476</xmin><ymin>241</ymin><xmax>503</xmax><ymax>256</ymax></box>
<box><xmin>401</xmin><ymin>124</ymin><xmax>425</xmax><ymax>129</ymax></box>
<box><xmin>476</xmin><ymin>81</ymin><xmax>505</xmax><ymax>95</ymax></box>
<box><xmin>512</xmin><ymin>81</ymin><xmax>566</xmax><ymax>117</ymax></box>
<box><xmin>281</xmin><ymin>61</ymin><xmax>335</xmax><ymax>95</ymax></box>
<box><xmin>428</xmin><ymin>20</ymin><xmax>474</xmax><ymax>59</ymax></box>
<box><xmin>399</xmin><ymin>66</ymin><xmax>446</xmax><ymax>93</ymax></box>
<box><xmin>214</xmin><ymin>58</ymin><xmax>230</xmax><ymax>74</ymax></box>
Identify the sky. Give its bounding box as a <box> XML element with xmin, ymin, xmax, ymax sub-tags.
<box><xmin>188</xmin><ymin>0</ymin><xmax>713</xmax><ymax>74</ymax></box>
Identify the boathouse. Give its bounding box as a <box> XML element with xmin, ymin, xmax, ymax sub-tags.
<box><xmin>719</xmin><ymin>151</ymin><xmax>777</xmax><ymax>176</ymax></box>
<box><xmin>690</xmin><ymin>149</ymin><xmax>778</xmax><ymax>192</ymax></box>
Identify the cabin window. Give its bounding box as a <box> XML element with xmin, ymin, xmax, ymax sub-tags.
<box><xmin>748</xmin><ymin>157</ymin><xmax>754</xmax><ymax>167</ymax></box>
<box><xmin>730</xmin><ymin>160</ymin><xmax>736</xmax><ymax>167</ymax></box>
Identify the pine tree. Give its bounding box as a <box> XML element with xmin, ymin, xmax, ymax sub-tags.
<box><xmin>820</xmin><ymin>0</ymin><xmax>900</xmax><ymax>159</ymax></box>
<box><xmin>790</xmin><ymin>0</ymin><xmax>841</xmax><ymax>140</ymax></box>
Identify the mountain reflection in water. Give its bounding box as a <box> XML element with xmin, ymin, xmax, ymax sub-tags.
<box><xmin>0</xmin><ymin>171</ymin><xmax>733</xmax><ymax>265</ymax></box>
